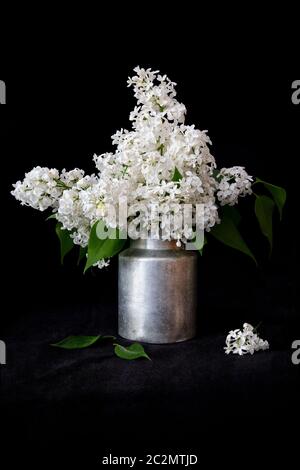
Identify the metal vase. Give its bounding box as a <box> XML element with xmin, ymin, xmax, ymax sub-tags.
<box><xmin>118</xmin><ymin>239</ymin><xmax>197</xmax><ymax>344</ymax></box>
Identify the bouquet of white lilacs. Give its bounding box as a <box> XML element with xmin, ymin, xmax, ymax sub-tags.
<box><xmin>12</xmin><ymin>67</ymin><xmax>286</xmax><ymax>271</ymax></box>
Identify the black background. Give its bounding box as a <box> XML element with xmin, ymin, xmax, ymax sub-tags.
<box><xmin>0</xmin><ymin>36</ymin><xmax>299</xmax><ymax>466</ymax></box>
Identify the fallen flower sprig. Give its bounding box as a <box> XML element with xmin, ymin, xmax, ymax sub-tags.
<box><xmin>225</xmin><ymin>323</ymin><xmax>269</xmax><ymax>356</ymax></box>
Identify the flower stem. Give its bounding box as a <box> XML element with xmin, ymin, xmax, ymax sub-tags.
<box><xmin>254</xmin><ymin>321</ymin><xmax>262</xmax><ymax>333</ymax></box>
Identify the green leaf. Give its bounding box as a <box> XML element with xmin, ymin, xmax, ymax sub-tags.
<box><xmin>193</xmin><ymin>234</ymin><xmax>207</xmax><ymax>255</ymax></box>
<box><xmin>51</xmin><ymin>335</ymin><xmax>116</xmax><ymax>349</ymax></box>
<box><xmin>256</xmin><ymin>178</ymin><xmax>286</xmax><ymax>220</ymax></box>
<box><xmin>193</xmin><ymin>206</ymin><xmax>243</xmax><ymax>256</ymax></box>
<box><xmin>77</xmin><ymin>246</ymin><xmax>87</xmax><ymax>265</ymax></box>
<box><xmin>55</xmin><ymin>223</ymin><xmax>74</xmax><ymax>264</ymax></box>
<box><xmin>113</xmin><ymin>343</ymin><xmax>151</xmax><ymax>361</ymax></box>
<box><xmin>210</xmin><ymin>215</ymin><xmax>257</xmax><ymax>265</ymax></box>
<box><xmin>172</xmin><ymin>167</ymin><xmax>183</xmax><ymax>182</ymax></box>
<box><xmin>46</xmin><ymin>213</ymin><xmax>57</xmax><ymax>221</ymax></box>
<box><xmin>221</xmin><ymin>205</ymin><xmax>242</xmax><ymax>226</ymax></box>
<box><xmin>84</xmin><ymin>221</ymin><xmax>126</xmax><ymax>273</ymax></box>
<box><xmin>255</xmin><ymin>195</ymin><xmax>275</xmax><ymax>255</ymax></box>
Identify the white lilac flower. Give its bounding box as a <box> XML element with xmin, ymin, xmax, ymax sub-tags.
<box><xmin>90</xmin><ymin>68</ymin><xmax>231</xmax><ymax>242</ymax></box>
<box><xmin>11</xmin><ymin>166</ymin><xmax>62</xmax><ymax>211</ymax></box>
<box><xmin>11</xmin><ymin>167</ymin><xmax>88</xmax><ymax>212</ymax></box>
<box><xmin>12</xmin><ymin>67</ymin><xmax>255</xmax><ymax>266</ymax></box>
<box><xmin>56</xmin><ymin>175</ymin><xmax>98</xmax><ymax>247</ymax></box>
<box><xmin>60</xmin><ymin>168</ymin><xmax>85</xmax><ymax>186</ymax></box>
<box><xmin>225</xmin><ymin>323</ymin><xmax>269</xmax><ymax>356</ymax></box>
<box><xmin>216</xmin><ymin>167</ymin><xmax>253</xmax><ymax>206</ymax></box>
<box><xmin>93</xmin><ymin>259</ymin><xmax>110</xmax><ymax>269</ymax></box>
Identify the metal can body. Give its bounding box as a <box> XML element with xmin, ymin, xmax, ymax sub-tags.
<box><xmin>118</xmin><ymin>239</ymin><xmax>197</xmax><ymax>344</ymax></box>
